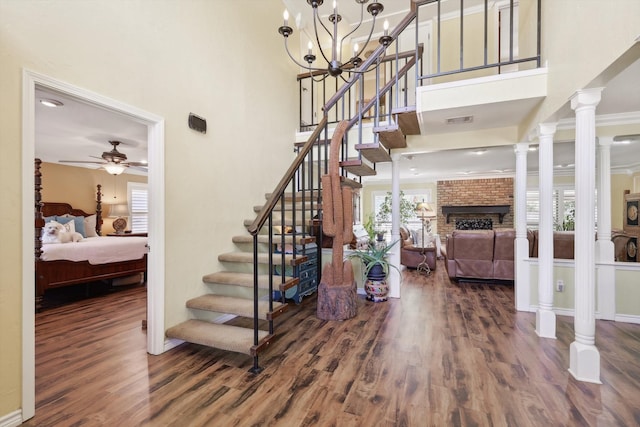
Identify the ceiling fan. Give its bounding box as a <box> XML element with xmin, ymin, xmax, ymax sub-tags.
<box><xmin>59</xmin><ymin>140</ymin><xmax>147</xmax><ymax>175</ymax></box>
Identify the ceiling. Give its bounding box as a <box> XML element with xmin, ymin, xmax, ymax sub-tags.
<box><xmin>35</xmin><ymin>87</ymin><xmax>148</xmax><ymax>176</ymax></box>
<box><xmin>35</xmin><ymin>1</ymin><xmax>640</xmax><ymax>182</ymax></box>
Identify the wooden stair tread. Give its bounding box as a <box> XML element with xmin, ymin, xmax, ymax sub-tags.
<box><xmin>374</xmin><ymin>124</ymin><xmax>407</xmax><ymax>149</ymax></box>
<box><xmin>218</xmin><ymin>252</ymin><xmax>308</xmax><ymax>266</ymax></box>
<box><xmin>187</xmin><ymin>295</ymin><xmax>287</xmax><ymax>320</ymax></box>
<box><xmin>341</xmin><ymin>159</ymin><xmax>376</xmax><ymax>177</ymax></box>
<box><xmin>166</xmin><ymin>320</ymin><xmax>271</xmax><ymax>356</ymax></box>
<box><xmin>355</xmin><ymin>142</ymin><xmax>392</xmax><ymax>163</ymax></box>
<box><xmin>340</xmin><ymin>176</ymin><xmax>362</xmax><ymax>189</ymax></box>
<box><xmin>393</xmin><ymin>105</ymin><xmax>420</xmax><ymax>135</ymax></box>
<box><xmin>232</xmin><ymin>235</ymin><xmax>316</xmax><ymax>245</ymax></box>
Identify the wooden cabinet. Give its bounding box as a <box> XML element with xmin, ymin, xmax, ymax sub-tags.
<box><xmin>274</xmin><ymin>243</ymin><xmax>318</xmax><ymax>303</ymax></box>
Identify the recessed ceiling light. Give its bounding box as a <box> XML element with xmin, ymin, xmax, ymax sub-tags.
<box><xmin>40</xmin><ymin>98</ymin><xmax>64</xmax><ymax>107</ymax></box>
<box><xmin>473</xmin><ymin>149</ymin><xmax>487</xmax><ymax>155</ymax></box>
<box><xmin>409</xmin><ymin>167</ymin><xmax>417</xmax><ymax>171</ymax></box>
<box><xmin>528</xmin><ymin>145</ymin><xmax>538</xmax><ymax>151</ymax></box>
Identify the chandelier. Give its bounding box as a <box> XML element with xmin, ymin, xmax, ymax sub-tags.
<box><xmin>278</xmin><ymin>0</ymin><xmax>392</xmax><ymax>80</ymax></box>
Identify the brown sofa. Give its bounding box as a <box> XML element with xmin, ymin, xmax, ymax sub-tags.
<box><xmin>444</xmin><ymin>228</ymin><xmax>631</xmax><ymax>282</ymax></box>
<box><xmin>444</xmin><ymin>229</ymin><xmax>515</xmax><ymax>281</ymax></box>
<box><xmin>399</xmin><ymin>225</ymin><xmax>436</xmax><ymax>271</ymax></box>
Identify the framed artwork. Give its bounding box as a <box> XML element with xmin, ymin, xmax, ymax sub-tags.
<box><xmin>624</xmin><ymin>193</ymin><xmax>640</xmax><ymax>234</ymax></box>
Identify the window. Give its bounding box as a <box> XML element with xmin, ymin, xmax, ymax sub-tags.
<box><xmin>372</xmin><ymin>189</ymin><xmax>432</xmax><ymax>236</ymax></box>
<box><xmin>526</xmin><ymin>186</ymin><xmax>593</xmax><ymax>230</ymax></box>
<box><xmin>128</xmin><ymin>182</ymin><xmax>148</xmax><ymax>233</ymax></box>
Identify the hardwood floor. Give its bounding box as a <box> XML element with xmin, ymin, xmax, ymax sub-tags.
<box><xmin>25</xmin><ymin>263</ymin><xmax>640</xmax><ymax>426</ymax></box>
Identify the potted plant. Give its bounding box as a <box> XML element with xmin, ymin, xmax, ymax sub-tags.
<box><xmin>347</xmin><ymin>240</ymin><xmax>400</xmax><ymax>302</ymax></box>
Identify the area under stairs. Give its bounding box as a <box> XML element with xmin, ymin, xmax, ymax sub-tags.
<box><xmin>341</xmin><ymin>106</ymin><xmax>420</xmax><ymax>178</ymax></box>
<box><xmin>166</xmin><ymin>195</ymin><xmax>315</xmax><ymax>359</ymax></box>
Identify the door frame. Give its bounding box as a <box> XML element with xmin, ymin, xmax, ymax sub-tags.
<box><xmin>21</xmin><ymin>69</ymin><xmax>166</xmax><ymax>420</ymax></box>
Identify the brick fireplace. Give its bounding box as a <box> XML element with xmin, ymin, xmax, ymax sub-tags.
<box><xmin>437</xmin><ymin>178</ymin><xmax>514</xmax><ymax>237</ymax></box>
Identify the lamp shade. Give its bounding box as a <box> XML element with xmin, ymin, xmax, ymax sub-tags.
<box><xmin>415</xmin><ymin>201</ymin><xmax>436</xmax><ymax>218</ymax></box>
<box><xmin>108</xmin><ymin>203</ymin><xmax>129</xmax><ymax>218</ymax></box>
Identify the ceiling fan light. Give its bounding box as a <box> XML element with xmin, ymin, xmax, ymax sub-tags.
<box><xmin>104</xmin><ymin>162</ymin><xmax>126</xmax><ymax>175</ymax></box>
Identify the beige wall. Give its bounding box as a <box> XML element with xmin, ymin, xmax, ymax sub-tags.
<box><xmin>39</xmin><ymin>162</ymin><xmax>148</xmax><ymax>234</ymax></box>
<box><xmin>520</xmin><ymin>0</ymin><xmax>640</xmax><ymax>139</ymax></box>
<box><xmin>0</xmin><ymin>0</ymin><xmax>298</xmax><ymax>417</ymax></box>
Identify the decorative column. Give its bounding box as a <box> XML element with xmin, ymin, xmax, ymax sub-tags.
<box><xmin>569</xmin><ymin>88</ymin><xmax>602</xmax><ymax>383</ymax></box>
<box><xmin>514</xmin><ymin>142</ymin><xmax>531</xmax><ymax>311</ymax></box>
<box><xmin>596</xmin><ymin>136</ymin><xmax>616</xmax><ymax>320</ymax></box>
<box><xmin>388</xmin><ymin>153</ymin><xmax>402</xmax><ymax>298</ymax></box>
<box><xmin>536</xmin><ymin>123</ymin><xmax>557</xmax><ymax>338</ymax></box>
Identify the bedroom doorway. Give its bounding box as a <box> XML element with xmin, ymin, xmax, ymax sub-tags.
<box><xmin>21</xmin><ymin>70</ymin><xmax>166</xmax><ymax>419</ymax></box>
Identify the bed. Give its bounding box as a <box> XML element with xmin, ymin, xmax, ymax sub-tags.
<box><xmin>34</xmin><ymin>159</ymin><xmax>148</xmax><ymax>309</ymax></box>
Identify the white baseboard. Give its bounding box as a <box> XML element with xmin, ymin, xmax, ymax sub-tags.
<box><xmin>615</xmin><ymin>314</ymin><xmax>640</xmax><ymax>324</ymax></box>
<box><xmin>164</xmin><ymin>338</ymin><xmax>184</xmax><ymax>352</ymax></box>
<box><xmin>0</xmin><ymin>410</ymin><xmax>23</xmax><ymax>427</ymax></box>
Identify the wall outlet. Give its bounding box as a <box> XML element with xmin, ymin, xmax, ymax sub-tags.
<box><xmin>556</xmin><ymin>280</ymin><xmax>565</xmax><ymax>292</ymax></box>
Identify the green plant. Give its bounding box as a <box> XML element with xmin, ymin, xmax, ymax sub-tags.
<box><xmin>376</xmin><ymin>191</ymin><xmax>417</xmax><ymax>226</ymax></box>
<box><xmin>363</xmin><ymin>212</ymin><xmax>376</xmax><ymax>242</ymax></box>
<box><xmin>347</xmin><ymin>240</ymin><xmax>401</xmax><ymax>277</ymax></box>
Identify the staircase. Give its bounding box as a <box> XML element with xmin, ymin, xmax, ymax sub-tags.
<box><xmin>165</xmin><ymin>6</ymin><xmax>425</xmax><ymax>374</ymax></box>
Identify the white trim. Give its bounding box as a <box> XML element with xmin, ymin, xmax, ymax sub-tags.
<box><xmin>0</xmin><ymin>410</ymin><xmax>22</xmax><ymax>427</ymax></box>
<box><xmin>557</xmin><ymin>111</ymin><xmax>640</xmax><ymax>130</ymax></box>
<box><xmin>164</xmin><ymin>338</ymin><xmax>185</xmax><ymax>352</ymax></box>
<box><xmin>615</xmin><ymin>314</ymin><xmax>640</xmax><ymax>324</ymax></box>
<box><xmin>21</xmin><ymin>70</ymin><xmax>166</xmax><ymax>420</ymax></box>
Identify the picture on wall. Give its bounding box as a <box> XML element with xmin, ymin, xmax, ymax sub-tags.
<box><xmin>623</xmin><ymin>192</ymin><xmax>640</xmax><ymax>233</ymax></box>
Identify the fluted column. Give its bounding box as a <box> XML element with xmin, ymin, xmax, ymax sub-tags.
<box><xmin>596</xmin><ymin>136</ymin><xmax>615</xmax><ymax>320</ymax></box>
<box><xmin>388</xmin><ymin>153</ymin><xmax>402</xmax><ymax>299</ymax></box>
<box><xmin>569</xmin><ymin>88</ymin><xmax>602</xmax><ymax>383</ymax></box>
<box><xmin>514</xmin><ymin>142</ymin><xmax>531</xmax><ymax>311</ymax></box>
<box><xmin>536</xmin><ymin>123</ymin><xmax>557</xmax><ymax>338</ymax></box>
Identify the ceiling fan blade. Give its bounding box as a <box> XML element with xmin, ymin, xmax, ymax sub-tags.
<box><xmin>59</xmin><ymin>160</ymin><xmax>106</xmax><ymax>165</ymax></box>
<box><xmin>129</xmin><ymin>165</ymin><xmax>148</xmax><ymax>172</ymax></box>
<box><xmin>125</xmin><ymin>161</ymin><xmax>148</xmax><ymax>167</ymax></box>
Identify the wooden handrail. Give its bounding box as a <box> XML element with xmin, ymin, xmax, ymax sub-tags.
<box><xmin>346</xmin><ymin>49</ymin><xmax>420</xmax><ymax>130</ymax></box>
<box><xmin>248</xmin><ymin>116</ymin><xmax>328</xmax><ymax>235</ymax></box>
<box><xmin>323</xmin><ymin>8</ymin><xmax>418</xmax><ymax>112</ymax></box>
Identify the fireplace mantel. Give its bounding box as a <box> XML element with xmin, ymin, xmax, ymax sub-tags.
<box><xmin>441</xmin><ymin>205</ymin><xmax>510</xmax><ymax>224</ymax></box>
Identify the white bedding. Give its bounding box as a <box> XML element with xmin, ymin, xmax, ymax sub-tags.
<box><xmin>40</xmin><ymin>236</ymin><xmax>148</xmax><ymax>264</ymax></box>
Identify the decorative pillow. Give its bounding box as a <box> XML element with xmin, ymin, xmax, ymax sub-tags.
<box><xmin>59</xmin><ymin>214</ymin><xmax>86</xmax><ymax>237</ymax></box>
<box><xmin>44</xmin><ymin>215</ymin><xmax>56</xmax><ymax>223</ymax></box>
<box><xmin>60</xmin><ymin>220</ymin><xmax>76</xmax><ymax>233</ymax></box>
<box><xmin>84</xmin><ymin>214</ymin><xmax>98</xmax><ymax>237</ymax></box>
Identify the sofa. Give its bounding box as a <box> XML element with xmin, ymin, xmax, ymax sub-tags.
<box><xmin>444</xmin><ymin>229</ymin><xmax>515</xmax><ymax>281</ymax></box>
<box><xmin>399</xmin><ymin>225</ymin><xmax>436</xmax><ymax>271</ymax></box>
<box><xmin>444</xmin><ymin>228</ymin><xmax>633</xmax><ymax>282</ymax></box>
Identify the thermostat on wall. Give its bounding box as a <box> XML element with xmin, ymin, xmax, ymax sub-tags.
<box><xmin>188</xmin><ymin>113</ymin><xmax>207</xmax><ymax>134</ymax></box>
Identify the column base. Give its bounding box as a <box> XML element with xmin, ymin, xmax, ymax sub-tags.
<box><xmin>569</xmin><ymin>341</ymin><xmax>602</xmax><ymax>384</ymax></box>
<box><xmin>535</xmin><ymin>308</ymin><xmax>556</xmax><ymax>338</ymax></box>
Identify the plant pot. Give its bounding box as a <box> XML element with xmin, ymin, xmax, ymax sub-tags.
<box><xmin>365</xmin><ymin>263</ymin><xmax>388</xmax><ymax>302</ymax></box>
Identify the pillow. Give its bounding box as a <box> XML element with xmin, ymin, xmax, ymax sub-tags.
<box><xmin>60</xmin><ymin>220</ymin><xmax>76</xmax><ymax>233</ymax></box>
<box><xmin>84</xmin><ymin>214</ymin><xmax>98</xmax><ymax>237</ymax></box>
<box><xmin>59</xmin><ymin>214</ymin><xmax>86</xmax><ymax>238</ymax></box>
<box><xmin>44</xmin><ymin>215</ymin><xmax>56</xmax><ymax>223</ymax></box>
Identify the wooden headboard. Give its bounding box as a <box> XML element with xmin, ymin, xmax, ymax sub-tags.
<box><xmin>42</xmin><ymin>202</ymin><xmax>93</xmax><ymax>218</ymax></box>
